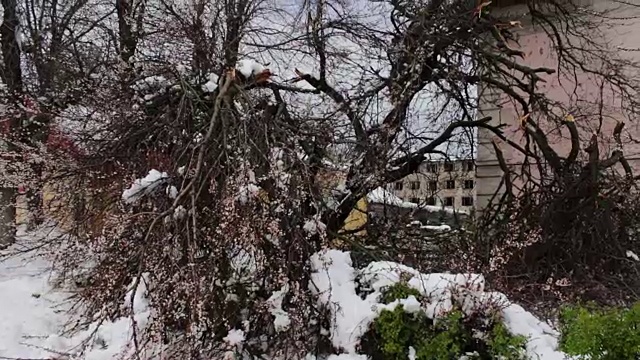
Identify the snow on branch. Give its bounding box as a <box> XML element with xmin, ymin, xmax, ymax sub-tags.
<box><xmin>122</xmin><ymin>169</ymin><xmax>169</xmax><ymax>204</ymax></box>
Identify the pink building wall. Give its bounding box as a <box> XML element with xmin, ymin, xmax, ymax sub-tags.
<box><xmin>476</xmin><ymin>0</ymin><xmax>640</xmax><ymax>210</ymax></box>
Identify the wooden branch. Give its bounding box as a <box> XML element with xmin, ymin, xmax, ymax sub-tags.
<box><xmin>598</xmin><ymin>122</ymin><xmax>632</xmax><ymax>175</ymax></box>
<box><xmin>611</xmin><ymin>122</ymin><xmax>632</xmax><ymax>176</ymax></box>
<box><xmin>254</xmin><ymin>81</ymin><xmax>320</xmax><ymax>94</ymax></box>
<box><xmin>489</xmin><ymin>25</ymin><xmax>525</xmax><ymax>58</ymax></box>
<box><xmin>294</xmin><ymin>68</ymin><xmax>367</xmax><ymax>148</ymax></box>
<box><xmin>523</xmin><ymin>120</ymin><xmax>563</xmax><ymax>172</ymax></box>
<box><xmin>620</xmin><ymin>155</ymin><xmax>633</xmax><ymax>177</ymax></box>
<box><xmin>600</xmin><ymin>150</ymin><xmax>623</xmax><ymax>169</ymax></box>
<box><xmin>564</xmin><ymin>118</ymin><xmax>580</xmax><ymax>164</ymax></box>
<box><xmin>492</xmin><ymin>139</ymin><xmax>513</xmax><ymax>199</ymax></box>
<box><xmin>479</xmin><ymin>76</ymin><xmax>530</xmax><ymax>114</ymax></box>
<box><xmin>308</xmin><ymin>1</ymin><xmax>327</xmax><ymax>80</ymax></box>
<box><xmin>613</xmin><ymin>121</ymin><xmax>625</xmax><ymax>148</ymax></box>
<box><xmin>597</xmin><ymin>121</ymin><xmax>630</xmax><ymax>173</ymax></box>
<box><xmin>584</xmin><ymin>133</ymin><xmax>599</xmax><ymax>183</ymax></box>
<box><xmin>479</xmin><ymin>49</ymin><xmax>555</xmax><ymax>80</ymax></box>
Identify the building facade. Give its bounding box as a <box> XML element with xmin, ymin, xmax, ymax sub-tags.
<box><xmin>388</xmin><ymin>159</ymin><xmax>477</xmax><ymax>213</ymax></box>
<box><xmin>476</xmin><ymin>0</ymin><xmax>640</xmax><ymax>211</ymax></box>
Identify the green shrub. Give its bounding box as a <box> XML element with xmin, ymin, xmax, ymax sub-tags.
<box><xmin>380</xmin><ymin>282</ymin><xmax>423</xmax><ymax>304</ymax></box>
<box><xmin>374</xmin><ymin>305</ymin><xmax>431</xmax><ymax>360</ymax></box>
<box><xmin>559</xmin><ymin>302</ymin><xmax>640</xmax><ymax>360</ymax></box>
<box><xmin>413</xmin><ymin>310</ymin><xmax>467</xmax><ymax>360</ymax></box>
<box><xmin>487</xmin><ymin>320</ymin><xmax>528</xmax><ymax>359</ymax></box>
<box><xmin>364</xmin><ymin>282</ymin><xmax>529</xmax><ymax>360</ymax></box>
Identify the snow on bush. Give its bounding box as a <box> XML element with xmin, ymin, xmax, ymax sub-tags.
<box><xmin>202</xmin><ymin>73</ymin><xmax>220</xmax><ymax>93</ymax></box>
<box><xmin>166</xmin><ymin>185</ymin><xmax>179</xmax><ymax>199</ymax></box>
<box><xmin>310</xmin><ymin>249</ymin><xmax>568</xmax><ymax>359</ymax></box>
<box><xmin>224</xmin><ymin>328</ymin><xmax>246</xmax><ymax>346</ymax></box>
<box><xmin>303</xmin><ymin>216</ymin><xmax>327</xmax><ymax>235</ymax></box>
<box><xmin>122</xmin><ymin>169</ymin><xmax>169</xmax><ymax>204</ymax></box>
<box><xmin>132</xmin><ymin>75</ymin><xmax>171</xmax><ymax>92</ymax></box>
<box><xmin>268</xmin><ymin>284</ymin><xmax>292</xmax><ymax>332</ymax></box>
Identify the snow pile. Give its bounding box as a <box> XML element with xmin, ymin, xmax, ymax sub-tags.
<box><xmin>235</xmin><ymin>164</ymin><xmax>262</xmax><ymax>204</ymax></box>
<box><xmin>270</xmin><ymin>147</ymin><xmax>291</xmax><ymax>190</ymax></box>
<box><xmin>122</xmin><ymin>169</ymin><xmax>169</xmax><ymax>204</ymax></box>
<box><xmin>310</xmin><ymin>249</ymin><xmax>568</xmax><ymax>360</ymax></box>
<box><xmin>407</xmin><ymin>221</ymin><xmax>452</xmax><ymax>232</ymax></box>
<box><xmin>237</xmin><ymin>183</ymin><xmax>261</xmax><ymax>204</ymax></box>
<box><xmin>310</xmin><ymin>250</ymin><xmax>374</xmax><ymax>353</ymax></box>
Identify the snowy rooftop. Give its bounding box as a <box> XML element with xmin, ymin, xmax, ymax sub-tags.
<box><xmin>367</xmin><ymin>187</ymin><xmax>469</xmax><ymax>215</ymax></box>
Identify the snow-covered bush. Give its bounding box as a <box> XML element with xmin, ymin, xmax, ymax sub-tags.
<box><xmin>309</xmin><ymin>250</ymin><xmax>568</xmax><ymax>360</ymax></box>
<box><xmin>364</xmin><ymin>283</ymin><xmax>528</xmax><ymax>360</ymax></box>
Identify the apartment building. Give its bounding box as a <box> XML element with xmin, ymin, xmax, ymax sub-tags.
<box><xmin>389</xmin><ymin>159</ymin><xmax>476</xmax><ymax>213</ymax></box>
<box><xmin>476</xmin><ymin>0</ymin><xmax>640</xmax><ymax>211</ymax></box>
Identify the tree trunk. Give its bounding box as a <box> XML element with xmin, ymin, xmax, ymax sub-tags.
<box><xmin>0</xmin><ymin>187</ymin><xmax>16</xmax><ymax>248</ymax></box>
<box><xmin>0</xmin><ymin>0</ymin><xmax>23</xmax><ymax>247</ymax></box>
<box><xmin>0</xmin><ymin>0</ymin><xmax>23</xmax><ymax>95</ymax></box>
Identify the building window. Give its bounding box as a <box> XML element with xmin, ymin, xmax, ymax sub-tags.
<box><xmin>410</xmin><ymin>198</ymin><xmax>420</xmax><ymax>204</ymax></box>
<box><xmin>444</xmin><ymin>197</ymin><xmax>454</xmax><ymax>207</ymax></box>
<box><xmin>394</xmin><ymin>182</ymin><xmax>403</xmax><ymax>190</ymax></box>
<box><xmin>426</xmin><ymin>163</ymin><xmax>438</xmax><ymax>173</ymax></box>
<box><xmin>462</xmin><ymin>196</ymin><xmax>474</xmax><ymax>206</ymax></box>
<box><xmin>444</xmin><ymin>162</ymin><xmax>454</xmax><ymax>172</ymax></box>
<box><xmin>410</xmin><ymin>181</ymin><xmax>420</xmax><ymax>190</ymax></box>
<box><xmin>463</xmin><ymin>180</ymin><xmax>474</xmax><ymax>189</ymax></box>
<box><xmin>426</xmin><ymin>197</ymin><xmax>436</xmax><ymax>206</ymax></box>
<box><xmin>445</xmin><ymin>180</ymin><xmax>455</xmax><ymax>189</ymax></box>
<box><xmin>428</xmin><ymin>180</ymin><xmax>438</xmax><ymax>190</ymax></box>
<box><xmin>464</xmin><ymin>161</ymin><xmax>475</xmax><ymax>172</ymax></box>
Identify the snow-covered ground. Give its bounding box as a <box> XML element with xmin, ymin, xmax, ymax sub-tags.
<box><xmin>0</xmin><ymin>236</ymin><xmax>70</xmax><ymax>358</ymax></box>
<box><xmin>0</xmin><ymin>227</ymin><xmax>151</xmax><ymax>360</ymax></box>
